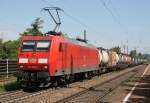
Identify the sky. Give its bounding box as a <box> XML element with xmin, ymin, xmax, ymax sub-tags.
<box><xmin>0</xmin><ymin>0</ymin><xmax>150</xmax><ymax>54</ymax></box>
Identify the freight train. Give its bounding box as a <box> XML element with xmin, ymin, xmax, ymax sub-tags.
<box><xmin>17</xmin><ymin>32</ymin><xmax>145</xmax><ymax>88</ymax></box>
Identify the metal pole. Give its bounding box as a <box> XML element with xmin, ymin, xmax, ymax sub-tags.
<box><xmin>123</xmin><ymin>45</ymin><xmax>125</xmax><ymax>54</ymax></box>
<box><xmin>127</xmin><ymin>40</ymin><xmax>128</xmax><ymax>54</ymax></box>
<box><xmin>6</xmin><ymin>59</ymin><xmax>8</xmax><ymax>78</ymax></box>
<box><xmin>84</xmin><ymin>30</ymin><xmax>86</xmax><ymax>41</ymax></box>
<box><xmin>127</xmin><ymin>45</ymin><xmax>128</xmax><ymax>54</ymax></box>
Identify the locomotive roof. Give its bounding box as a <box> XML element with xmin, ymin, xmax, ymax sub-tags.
<box><xmin>64</xmin><ymin>36</ymin><xmax>96</xmax><ymax>48</ymax></box>
<box><xmin>21</xmin><ymin>35</ymin><xmax>96</xmax><ymax>49</ymax></box>
<box><xmin>21</xmin><ymin>36</ymin><xmax>53</xmax><ymax>40</ymax></box>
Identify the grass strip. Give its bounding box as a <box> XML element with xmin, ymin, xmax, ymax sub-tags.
<box><xmin>0</xmin><ymin>81</ymin><xmax>21</xmax><ymax>92</ymax></box>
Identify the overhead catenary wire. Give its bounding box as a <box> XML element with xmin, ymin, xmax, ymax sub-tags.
<box><xmin>107</xmin><ymin>0</ymin><xmax>128</xmax><ymax>32</ymax></box>
<box><xmin>98</xmin><ymin>0</ymin><xmax>132</xmax><ymax>51</ymax></box>
<box><xmin>39</xmin><ymin>0</ymin><xmax>103</xmax><ymax>35</ymax></box>
<box><xmin>40</xmin><ymin>0</ymin><xmax>126</xmax><ymax>35</ymax></box>
<box><xmin>99</xmin><ymin>0</ymin><xmax>118</xmax><ymax>23</ymax></box>
<box><xmin>63</xmin><ymin>11</ymin><xmax>94</xmax><ymax>32</ymax></box>
<box><xmin>98</xmin><ymin>0</ymin><xmax>129</xmax><ymax>35</ymax></box>
<box><xmin>40</xmin><ymin>0</ymin><xmax>54</xmax><ymax>7</ymax></box>
<box><xmin>40</xmin><ymin>0</ymin><xmax>88</xmax><ymax>27</ymax></box>
<box><xmin>107</xmin><ymin>0</ymin><xmax>120</xmax><ymax>19</ymax></box>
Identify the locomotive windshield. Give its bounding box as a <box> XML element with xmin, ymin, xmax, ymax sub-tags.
<box><xmin>22</xmin><ymin>41</ymin><xmax>35</xmax><ymax>51</ymax></box>
<box><xmin>36</xmin><ymin>41</ymin><xmax>50</xmax><ymax>52</ymax></box>
<box><xmin>21</xmin><ymin>40</ymin><xmax>50</xmax><ymax>52</ymax></box>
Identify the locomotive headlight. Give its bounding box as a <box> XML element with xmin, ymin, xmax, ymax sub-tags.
<box><xmin>20</xmin><ymin>65</ymin><xmax>23</xmax><ymax>68</ymax></box>
<box><xmin>38</xmin><ymin>58</ymin><xmax>48</xmax><ymax>64</ymax></box>
<box><xmin>19</xmin><ymin>58</ymin><xmax>28</xmax><ymax>63</ymax></box>
<box><xmin>44</xmin><ymin>66</ymin><xmax>48</xmax><ymax>69</ymax></box>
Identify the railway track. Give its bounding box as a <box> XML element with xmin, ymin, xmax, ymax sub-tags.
<box><xmin>0</xmin><ymin>65</ymin><xmax>146</xmax><ymax>103</ymax></box>
<box><xmin>55</xmin><ymin>65</ymin><xmax>146</xmax><ymax>103</ymax></box>
<box><xmin>0</xmin><ymin>88</ymin><xmax>53</xmax><ymax>103</ymax></box>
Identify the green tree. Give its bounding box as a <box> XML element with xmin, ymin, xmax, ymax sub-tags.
<box><xmin>130</xmin><ymin>50</ymin><xmax>137</xmax><ymax>58</ymax></box>
<box><xmin>20</xmin><ymin>17</ymin><xmax>44</xmax><ymax>36</ymax></box>
<box><xmin>0</xmin><ymin>39</ymin><xmax>3</xmax><ymax>59</ymax></box>
<box><xmin>143</xmin><ymin>54</ymin><xmax>150</xmax><ymax>62</ymax></box>
<box><xmin>110</xmin><ymin>46</ymin><xmax>121</xmax><ymax>54</ymax></box>
<box><xmin>138</xmin><ymin>52</ymin><xmax>142</xmax><ymax>58</ymax></box>
<box><xmin>2</xmin><ymin>40</ymin><xmax>19</xmax><ymax>59</ymax></box>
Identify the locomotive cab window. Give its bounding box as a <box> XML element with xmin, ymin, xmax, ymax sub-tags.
<box><xmin>22</xmin><ymin>41</ymin><xmax>35</xmax><ymax>52</ymax></box>
<box><xmin>36</xmin><ymin>40</ymin><xmax>50</xmax><ymax>52</ymax></box>
<box><xmin>21</xmin><ymin>40</ymin><xmax>50</xmax><ymax>52</ymax></box>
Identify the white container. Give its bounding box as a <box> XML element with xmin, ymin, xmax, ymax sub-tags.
<box><xmin>101</xmin><ymin>50</ymin><xmax>109</xmax><ymax>64</ymax></box>
<box><xmin>115</xmin><ymin>53</ymin><xmax>119</xmax><ymax>63</ymax></box>
<box><xmin>98</xmin><ymin>50</ymin><xmax>102</xmax><ymax>63</ymax></box>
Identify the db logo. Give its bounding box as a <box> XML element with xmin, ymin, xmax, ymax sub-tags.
<box><xmin>30</xmin><ymin>58</ymin><xmax>36</xmax><ymax>63</ymax></box>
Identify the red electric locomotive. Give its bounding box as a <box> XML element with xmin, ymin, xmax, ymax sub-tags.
<box><xmin>17</xmin><ymin>32</ymin><xmax>100</xmax><ymax>87</ymax></box>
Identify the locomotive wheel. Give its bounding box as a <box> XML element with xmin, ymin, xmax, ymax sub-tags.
<box><xmin>97</xmin><ymin>69</ymin><xmax>101</xmax><ymax>76</ymax></box>
<box><xmin>65</xmin><ymin>75</ymin><xmax>70</xmax><ymax>87</ymax></box>
<box><xmin>53</xmin><ymin>81</ymin><xmax>58</xmax><ymax>89</ymax></box>
<box><xmin>51</xmin><ymin>77</ymin><xmax>58</xmax><ymax>89</ymax></box>
<box><xmin>60</xmin><ymin>76</ymin><xmax>67</xmax><ymax>87</ymax></box>
<box><xmin>87</xmin><ymin>72</ymin><xmax>92</xmax><ymax>79</ymax></box>
<box><xmin>70</xmin><ymin>74</ymin><xmax>75</xmax><ymax>83</ymax></box>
